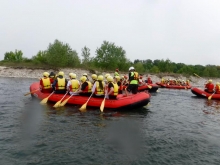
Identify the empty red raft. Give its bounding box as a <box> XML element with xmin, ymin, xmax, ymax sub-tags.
<box><xmin>191</xmin><ymin>87</ymin><xmax>220</xmax><ymax>99</ymax></box>
<box><xmin>30</xmin><ymin>82</ymin><xmax>151</xmax><ymax>109</ymax></box>
<box><xmin>138</xmin><ymin>84</ymin><xmax>159</xmax><ymax>92</ymax></box>
<box><xmin>122</xmin><ymin>84</ymin><xmax>159</xmax><ymax>93</ymax></box>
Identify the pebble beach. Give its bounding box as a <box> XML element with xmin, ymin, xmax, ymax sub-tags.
<box><xmin>0</xmin><ymin>66</ymin><xmax>219</xmax><ymax>88</ymax></box>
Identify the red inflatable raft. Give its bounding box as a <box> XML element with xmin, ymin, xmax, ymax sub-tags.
<box><xmin>191</xmin><ymin>87</ymin><xmax>220</xmax><ymax>99</ymax></box>
<box><xmin>156</xmin><ymin>83</ymin><xmax>191</xmax><ymax>89</ymax></box>
<box><xmin>122</xmin><ymin>84</ymin><xmax>159</xmax><ymax>93</ymax></box>
<box><xmin>138</xmin><ymin>84</ymin><xmax>159</xmax><ymax>92</ymax></box>
<box><xmin>29</xmin><ymin>82</ymin><xmax>151</xmax><ymax>110</ymax></box>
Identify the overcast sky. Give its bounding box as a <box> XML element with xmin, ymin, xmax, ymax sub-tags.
<box><xmin>1</xmin><ymin>0</ymin><xmax>220</xmax><ymax>66</ymax></box>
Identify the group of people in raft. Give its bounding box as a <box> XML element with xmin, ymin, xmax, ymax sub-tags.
<box><xmin>39</xmin><ymin>67</ymin><xmax>153</xmax><ymax>99</ymax></box>
<box><xmin>204</xmin><ymin>79</ymin><xmax>220</xmax><ymax>94</ymax></box>
<box><xmin>160</xmin><ymin>78</ymin><xmax>191</xmax><ymax>86</ymax></box>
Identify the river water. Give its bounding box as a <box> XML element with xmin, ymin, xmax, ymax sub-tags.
<box><xmin>0</xmin><ymin>77</ymin><xmax>220</xmax><ymax>165</ymax></box>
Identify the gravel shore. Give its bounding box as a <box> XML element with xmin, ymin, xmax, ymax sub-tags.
<box><xmin>0</xmin><ymin>66</ymin><xmax>219</xmax><ymax>88</ymax></box>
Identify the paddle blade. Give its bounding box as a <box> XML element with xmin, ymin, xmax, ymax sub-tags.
<box><xmin>79</xmin><ymin>103</ymin><xmax>87</xmax><ymax>111</ymax></box>
<box><xmin>100</xmin><ymin>98</ymin><xmax>106</xmax><ymax>112</ymax></box>
<box><xmin>53</xmin><ymin>101</ymin><xmax>61</xmax><ymax>108</ymax></box>
<box><xmin>208</xmin><ymin>96</ymin><xmax>212</xmax><ymax>100</ymax></box>
<box><xmin>40</xmin><ymin>97</ymin><xmax>49</xmax><ymax>104</ymax></box>
<box><xmin>60</xmin><ymin>98</ymin><xmax>69</xmax><ymax>106</ymax></box>
<box><xmin>148</xmin><ymin>85</ymin><xmax>152</xmax><ymax>89</ymax></box>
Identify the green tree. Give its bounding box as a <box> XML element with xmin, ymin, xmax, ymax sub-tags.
<box><xmin>94</xmin><ymin>41</ymin><xmax>129</xmax><ymax>71</ymax></box>
<box><xmin>32</xmin><ymin>51</ymin><xmax>47</xmax><ymax>64</ymax></box>
<box><xmin>150</xmin><ymin>66</ymin><xmax>160</xmax><ymax>73</ymax></box>
<box><xmin>45</xmin><ymin>39</ymin><xmax>80</xmax><ymax>67</ymax></box>
<box><xmin>4</xmin><ymin>49</ymin><xmax>23</xmax><ymax>62</ymax></box>
<box><xmin>81</xmin><ymin>46</ymin><xmax>91</xmax><ymax>66</ymax></box>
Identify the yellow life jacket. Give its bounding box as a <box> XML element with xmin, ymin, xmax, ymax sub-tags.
<box><xmin>42</xmin><ymin>78</ymin><xmax>51</xmax><ymax>89</ymax></box>
<box><xmin>87</xmin><ymin>81</ymin><xmax>92</xmax><ymax>92</ymax></box>
<box><xmin>108</xmin><ymin>82</ymin><xmax>118</xmax><ymax>96</ymax></box>
<box><xmin>95</xmin><ymin>81</ymin><xmax>105</xmax><ymax>95</ymax></box>
<box><xmin>130</xmin><ymin>72</ymin><xmax>139</xmax><ymax>84</ymax></box>
<box><xmin>70</xmin><ymin>79</ymin><xmax>79</xmax><ymax>92</ymax></box>
<box><xmin>57</xmin><ymin>78</ymin><xmax>65</xmax><ymax>90</ymax></box>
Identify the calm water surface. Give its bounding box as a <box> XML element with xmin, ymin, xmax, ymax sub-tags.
<box><xmin>0</xmin><ymin>77</ymin><xmax>220</xmax><ymax>165</ymax></box>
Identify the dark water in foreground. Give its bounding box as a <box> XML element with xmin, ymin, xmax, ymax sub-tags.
<box><xmin>0</xmin><ymin>77</ymin><xmax>220</xmax><ymax>165</ymax></box>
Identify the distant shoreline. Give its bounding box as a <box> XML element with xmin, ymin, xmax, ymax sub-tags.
<box><xmin>0</xmin><ymin>66</ymin><xmax>218</xmax><ymax>88</ymax></box>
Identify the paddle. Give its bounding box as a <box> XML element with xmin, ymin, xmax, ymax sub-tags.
<box><xmin>24</xmin><ymin>89</ymin><xmax>39</xmax><ymax>96</ymax></box>
<box><xmin>79</xmin><ymin>92</ymin><xmax>94</xmax><ymax>111</ymax></box>
<box><xmin>147</xmin><ymin>85</ymin><xmax>152</xmax><ymax>89</ymax></box>
<box><xmin>208</xmin><ymin>91</ymin><xmax>215</xmax><ymax>100</ymax></box>
<box><xmin>194</xmin><ymin>73</ymin><xmax>202</xmax><ymax>78</ymax></box>
<box><xmin>53</xmin><ymin>92</ymin><xmax>69</xmax><ymax>108</ymax></box>
<box><xmin>60</xmin><ymin>93</ymin><xmax>74</xmax><ymax>106</ymax></box>
<box><xmin>40</xmin><ymin>91</ymin><xmax>55</xmax><ymax>104</ymax></box>
<box><xmin>100</xmin><ymin>95</ymin><xmax>107</xmax><ymax>112</ymax></box>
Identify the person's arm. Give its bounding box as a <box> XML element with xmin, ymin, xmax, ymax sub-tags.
<box><xmin>91</xmin><ymin>82</ymin><xmax>96</xmax><ymax>93</ymax></box>
<box><xmin>67</xmin><ymin>81</ymin><xmax>71</xmax><ymax>91</ymax></box>
<box><xmin>52</xmin><ymin>79</ymin><xmax>57</xmax><ymax>90</ymax></box>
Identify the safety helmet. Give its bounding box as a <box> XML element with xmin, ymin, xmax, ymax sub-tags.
<box><xmin>105</xmin><ymin>73</ymin><xmax>110</xmax><ymax>78</ymax></box>
<box><xmin>216</xmin><ymin>82</ymin><xmax>220</xmax><ymax>85</ymax></box>
<box><xmin>69</xmin><ymin>73</ymin><xmax>73</xmax><ymax>77</ymax></box>
<box><xmin>70</xmin><ymin>73</ymin><xmax>76</xmax><ymax>79</ymax></box>
<box><xmin>208</xmin><ymin>79</ymin><xmax>212</xmax><ymax>83</ymax></box>
<box><xmin>91</xmin><ymin>74</ymin><xmax>97</xmax><ymax>80</ymax></box>
<box><xmin>124</xmin><ymin>75</ymin><xmax>128</xmax><ymax>79</ymax></box>
<box><xmin>139</xmin><ymin>76</ymin><xmax>143</xmax><ymax>79</ymax></box>
<box><xmin>58</xmin><ymin>71</ymin><xmax>64</xmax><ymax>76</ymax></box>
<box><xmin>80</xmin><ymin>76</ymin><xmax>87</xmax><ymax>82</ymax></box>
<box><xmin>43</xmin><ymin>72</ymin><xmax>49</xmax><ymax>77</ymax></box>
<box><xmin>121</xmin><ymin>76</ymin><xmax>124</xmax><ymax>79</ymax></box>
<box><xmin>49</xmin><ymin>72</ymin><xmax>55</xmax><ymax>78</ymax></box>
<box><xmin>115</xmin><ymin>76</ymin><xmax>120</xmax><ymax>81</ymax></box>
<box><xmin>83</xmin><ymin>73</ymin><xmax>87</xmax><ymax>77</ymax></box>
<box><xmin>97</xmin><ymin>75</ymin><xmax>104</xmax><ymax>81</ymax></box>
<box><xmin>186</xmin><ymin>80</ymin><xmax>189</xmax><ymax>82</ymax></box>
<box><xmin>129</xmin><ymin>66</ymin><xmax>135</xmax><ymax>71</ymax></box>
<box><xmin>107</xmin><ymin>76</ymin><xmax>113</xmax><ymax>82</ymax></box>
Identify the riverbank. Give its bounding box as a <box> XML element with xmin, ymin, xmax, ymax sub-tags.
<box><xmin>0</xmin><ymin>66</ymin><xmax>219</xmax><ymax>87</ymax></box>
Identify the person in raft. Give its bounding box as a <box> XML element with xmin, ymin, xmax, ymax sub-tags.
<box><xmin>104</xmin><ymin>73</ymin><xmax>110</xmax><ymax>85</ymax></box>
<box><xmin>214</xmin><ymin>82</ymin><xmax>220</xmax><ymax>94</ymax></box>
<box><xmin>91</xmin><ymin>74</ymin><xmax>98</xmax><ymax>84</ymax></box>
<box><xmin>186</xmin><ymin>80</ymin><xmax>190</xmax><ymax>86</ymax></box>
<box><xmin>40</xmin><ymin>72</ymin><xmax>53</xmax><ymax>93</ymax></box>
<box><xmin>138</xmin><ymin>75</ymin><xmax>145</xmax><ymax>86</ymax></box>
<box><xmin>67</xmin><ymin>73</ymin><xmax>80</xmax><ymax>95</ymax></box>
<box><xmin>76</xmin><ymin>76</ymin><xmax>92</xmax><ymax>96</ymax></box>
<box><xmin>49</xmin><ymin>72</ymin><xmax>56</xmax><ymax>83</ymax></box>
<box><xmin>115</xmin><ymin>76</ymin><xmax>123</xmax><ymax>94</ymax></box>
<box><xmin>114</xmin><ymin>68</ymin><xmax>120</xmax><ymax>77</ymax></box>
<box><xmin>91</xmin><ymin>75</ymin><xmax>105</xmax><ymax>97</ymax></box>
<box><xmin>52</xmin><ymin>71</ymin><xmax>68</xmax><ymax>94</ymax></box>
<box><xmin>105</xmin><ymin>76</ymin><xmax>119</xmax><ymax>99</ymax></box>
<box><xmin>125</xmin><ymin>66</ymin><xmax>139</xmax><ymax>96</ymax></box>
<box><xmin>204</xmin><ymin>79</ymin><xmax>214</xmax><ymax>93</ymax></box>
<box><xmin>145</xmin><ymin>75</ymin><xmax>153</xmax><ymax>84</ymax></box>
<box><xmin>82</xmin><ymin>73</ymin><xmax>89</xmax><ymax>81</ymax></box>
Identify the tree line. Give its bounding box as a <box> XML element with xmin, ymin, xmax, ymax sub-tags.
<box><xmin>2</xmin><ymin>39</ymin><xmax>220</xmax><ymax>77</ymax></box>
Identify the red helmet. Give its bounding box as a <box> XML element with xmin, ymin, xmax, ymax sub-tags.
<box><xmin>124</xmin><ymin>75</ymin><xmax>128</xmax><ymax>79</ymax></box>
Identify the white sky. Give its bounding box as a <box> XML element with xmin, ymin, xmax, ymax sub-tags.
<box><xmin>1</xmin><ymin>0</ymin><xmax>220</xmax><ymax>66</ymax></box>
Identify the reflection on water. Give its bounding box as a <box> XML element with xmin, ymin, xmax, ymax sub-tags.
<box><xmin>0</xmin><ymin>78</ymin><xmax>220</xmax><ymax>165</ymax></box>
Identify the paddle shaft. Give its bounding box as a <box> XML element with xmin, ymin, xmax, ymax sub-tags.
<box><xmin>24</xmin><ymin>89</ymin><xmax>39</xmax><ymax>96</ymax></box>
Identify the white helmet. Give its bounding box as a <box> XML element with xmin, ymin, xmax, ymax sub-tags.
<box><xmin>129</xmin><ymin>66</ymin><xmax>135</xmax><ymax>71</ymax></box>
